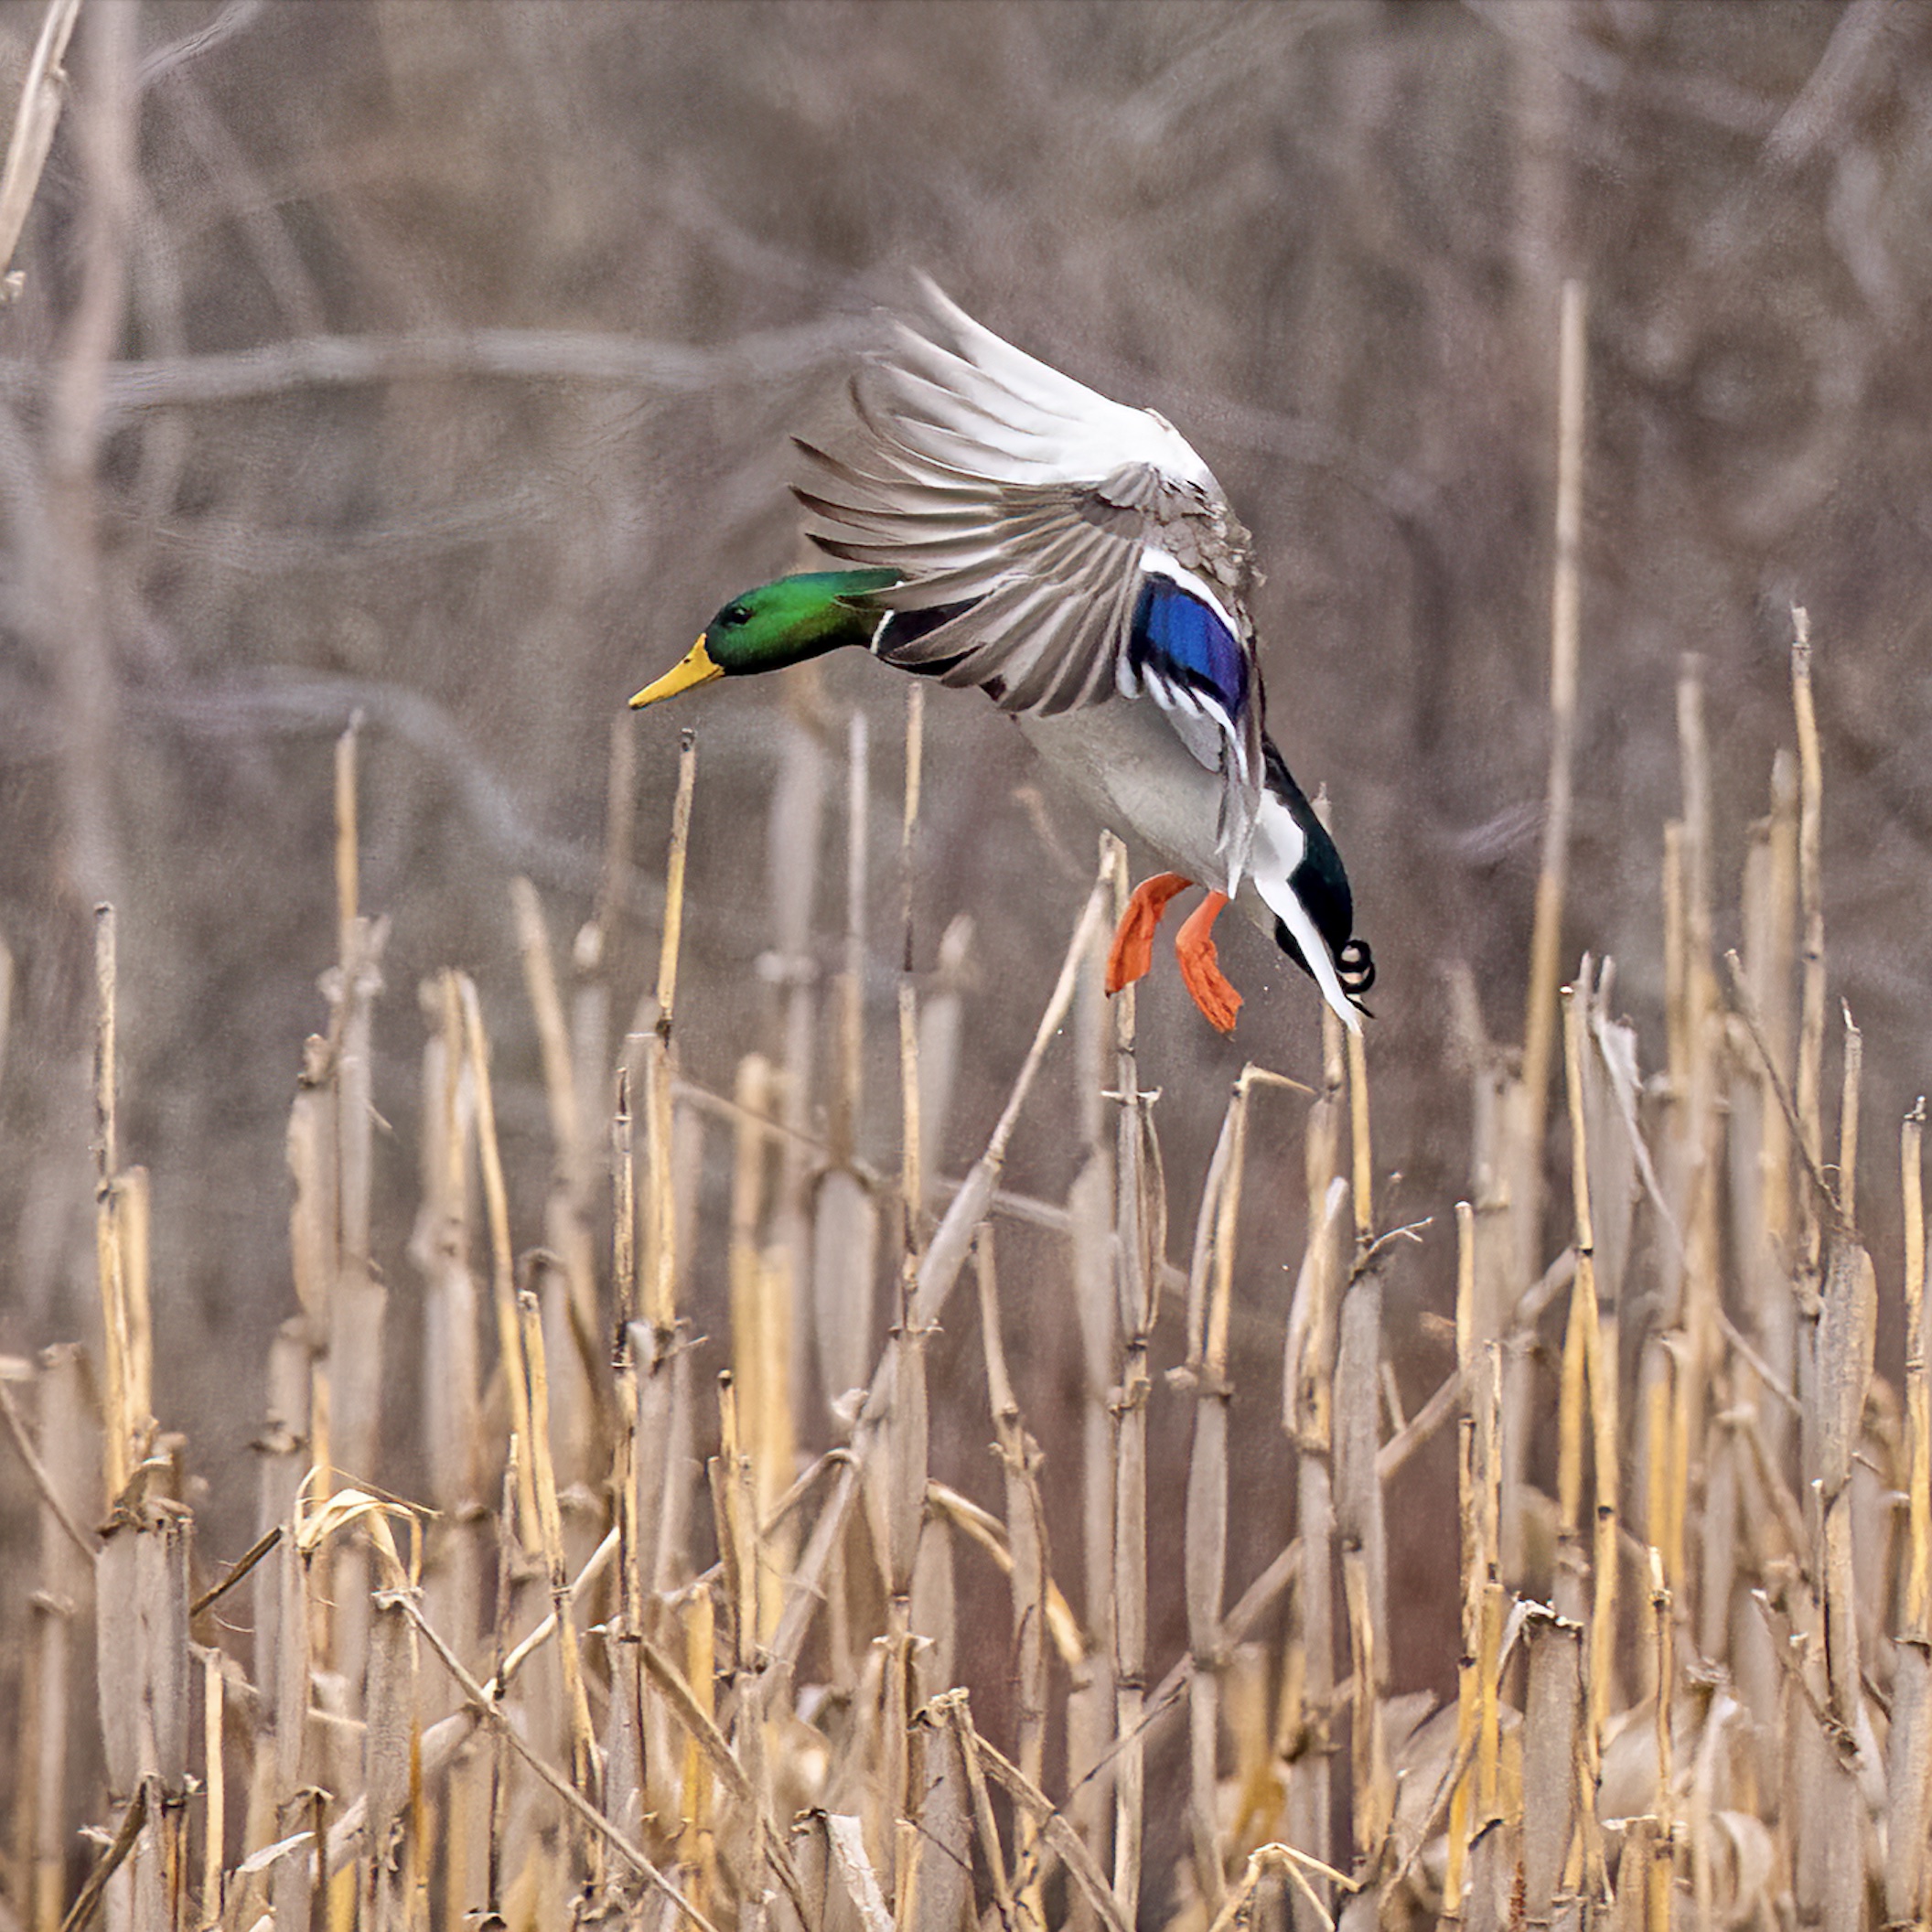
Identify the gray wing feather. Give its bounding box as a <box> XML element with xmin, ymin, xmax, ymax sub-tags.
<box><xmin>792</xmin><ymin>284</ymin><xmax>1265</xmax><ymax>864</ymax></box>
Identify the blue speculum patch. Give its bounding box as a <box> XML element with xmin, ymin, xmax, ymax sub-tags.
<box><xmin>1130</xmin><ymin>575</ymin><xmax>1248</xmax><ymax>718</ymax></box>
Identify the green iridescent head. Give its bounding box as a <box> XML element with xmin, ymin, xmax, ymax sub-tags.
<box><xmin>629</xmin><ymin>569</ymin><xmax>898</xmax><ymax>707</ymax></box>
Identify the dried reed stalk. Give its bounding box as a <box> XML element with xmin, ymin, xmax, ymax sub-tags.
<box><xmin>1888</xmin><ymin>1097</ymin><xmax>1932</xmax><ymax>1927</ymax></box>
<box><xmin>767</xmin><ymin>694</ymin><xmax>830</xmax><ymax>1513</ymax></box>
<box><xmin>899</xmin><ymin>681</ymin><xmax>926</xmax><ymax>1239</ymax></box>
<box><xmin>814</xmin><ymin>712</ymin><xmax>880</xmax><ymax>1415</ymax></box>
<box><xmin>1068</xmin><ymin>864</ymin><xmax>1118</xmax><ymax>1921</ymax></box>
<box><xmin>1647</xmin><ymin>1552</ymin><xmax>1675</xmax><ymax>1932</ymax></box>
<box><xmin>1816</xmin><ymin>1019</ymin><xmax>1873</xmax><ymax>1932</ymax></box>
<box><xmin>413</xmin><ymin>968</ymin><xmax>487</xmax><ymax>1921</ymax></box>
<box><xmin>328</xmin><ymin>717</ymin><xmax>390</xmax><ymax>1695</ymax></box>
<box><xmin>513</xmin><ymin>875</ymin><xmax>599</xmax><ymax>1484</ymax></box>
<box><xmin>1519</xmin><ymin>1606</ymin><xmax>1583</xmax><ymax>1925</ymax></box>
<box><xmin>1182</xmin><ymin>1075</ymin><xmax>1247</xmax><ymax>1911</ymax></box>
<box><xmin>1443</xmin><ymin>1203</ymin><xmax>1478</xmax><ymax>1926</ymax></box>
<box><xmin>1559</xmin><ymin>985</ymin><xmax>1619</xmax><ymax>1752</ymax></box>
<box><xmin>0</xmin><ymin>0</ymin><xmax>83</xmax><ymax>292</ymax></box>
<box><xmin>518</xmin><ymin>1285</ymin><xmax>598</xmax><ymax>1831</ymax></box>
<box><xmin>1521</xmin><ymin>279</ymin><xmax>1588</xmax><ymax>1200</ymax></box>
<box><xmin>1282</xmin><ymin>982</ymin><xmax>1347</xmax><ymax>1932</ymax></box>
<box><xmin>458</xmin><ymin>973</ymin><xmax>538</xmax><ymax>1549</ymax></box>
<box><xmin>1792</xmin><ymin>608</ymin><xmax>1827</xmax><ymax>1278</ymax></box>
<box><xmin>30</xmin><ymin>1347</ymin><xmax>93</xmax><ymax>1932</ymax></box>
<box><xmin>974</xmin><ymin>1229</ymin><xmax>1050</xmax><ymax>1921</ymax></box>
<box><xmin>1111</xmin><ymin>832</ymin><xmax>1154</xmax><ymax>1927</ymax></box>
<box><xmin>92</xmin><ymin>905</ymin><xmax>129</xmax><ymax>1504</ymax></box>
<box><xmin>636</xmin><ymin>732</ymin><xmax>699</xmax><ymax>1587</ymax></box>
<box><xmin>630</xmin><ymin>729</ymin><xmax>700</xmax><ymax>1838</ymax></box>
<box><xmin>605</xmin><ymin>1063</ymin><xmax>649</xmax><ymax>1856</ymax></box>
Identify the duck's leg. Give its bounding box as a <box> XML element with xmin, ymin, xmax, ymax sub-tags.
<box><xmin>1175</xmin><ymin>891</ymin><xmax>1241</xmax><ymax>1034</ymax></box>
<box><xmin>1106</xmin><ymin>872</ymin><xmax>1193</xmax><ymax>994</ymax></box>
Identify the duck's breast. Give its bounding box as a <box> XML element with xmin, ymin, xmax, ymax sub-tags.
<box><xmin>1016</xmin><ymin>699</ymin><xmax>1230</xmax><ymax>887</ymax></box>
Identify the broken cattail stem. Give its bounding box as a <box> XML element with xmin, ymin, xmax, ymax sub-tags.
<box><xmin>1474</xmin><ymin>1343</ymin><xmax>1503</xmax><ymax>1829</ymax></box>
<box><xmin>486</xmin><ymin>1439</ymin><xmax>518</xmax><ymax>1922</ymax></box>
<box><xmin>605</xmin><ymin>1062</ymin><xmax>645</xmax><ymax>1851</ymax></box>
<box><xmin>1443</xmin><ymin>1202</ymin><xmax>1478</xmax><ymax>1916</ymax></box>
<box><xmin>458</xmin><ymin>975</ymin><xmax>538</xmax><ymax>1550</ymax></box>
<box><xmin>900</xmin><ymin>683</ymin><xmax>925</xmax><ymax>1243</ymax></box>
<box><xmin>1068</xmin><ymin>866</ymin><xmax>1117</xmax><ymax>1921</ymax></box>
<box><xmin>1346</xmin><ymin>1028</ymin><xmax>1373</xmax><ymax>1254</ymax></box>
<box><xmin>1677</xmin><ymin>660</ymin><xmax>1714</xmax><ymax>1073</ymax></box>
<box><xmin>1109</xmin><ymin>827</ymin><xmax>1155</xmax><ymax>1928</ymax></box>
<box><xmin>1648</xmin><ymin>1551</ymin><xmax>1675</xmax><ymax>1932</ymax></box>
<box><xmin>647</xmin><ymin>729</ymin><xmax>699</xmax><ymax>1335</ymax></box>
<box><xmin>0</xmin><ymin>0</ymin><xmax>82</xmax><ymax>292</ymax></box>
<box><xmin>200</xmin><ymin>1647</ymin><xmax>223</xmax><ymax>1926</ymax></box>
<box><xmin>1561</xmin><ymin>982</ymin><xmax>1618</xmax><ymax>1737</ymax></box>
<box><xmin>1520</xmin><ymin>1607</ymin><xmax>1583</xmax><ymax>1924</ymax></box>
<box><xmin>1284</xmin><ymin>983</ymin><xmax>1346</xmax><ymax>1932</ymax></box>
<box><xmin>1906</xmin><ymin>1099</ymin><xmax>1929</xmax><ymax>1637</ymax></box>
<box><xmin>114</xmin><ymin>1165</ymin><xmax>151</xmax><ymax>1468</ymax></box>
<box><xmin>519</xmin><ymin>1283</ymin><xmax>597</xmax><ymax>1819</ymax></box>
<box><xmin>1521</xmin><ymin>276</ymin><xmax>1588</xmax><ymax>1175</ymax></box>
<box><xmin>513</xmin><ymin>878</ymin><xmax>597</xmax><ymax>1399</ymax></box>
<box><xmin>1555</xmin><ymin>987</ymin><xmax>1590</xmax><ymax>1577</ymax></box>
<box><xmin>1792</xmin><ymin>608</ymin><xmax>1826</xmax><ymax>1272</ymax></box>
<box><xmin>1839</xmin><ymin>1004</ymin><xmax>1861</xmax><ymax>1235</ymax></box>
<box><xmin>832</xmin><ymin>709</ymin><xmax>868</xmax><ymax>1166</ymax></box>
<box><xmin>1179</xmin><ymin>1070</ymin><xmax>1256</xmax><ymax>1910</ymax></box>
<box><xmin>334</xmin><ymin>713</ymin><xmax>359</xmax><ymax>965</ymax></box>
<box><xmin>92</xmin><ymin>904</ymin><xmax>130</xmax><ymax>1504</ymax></box>
<box><xmin>328</xmin><ymin>864</ymin><xmax>385</xmax><ymax>1692</ymax></box>
<box><xmin>656</xmin><ymin>726</ymin><xmax>699</xmax><ymax>1038</ymax></box>
<box><xmin>1887</xmin><ymin>1099</ymin><xmax>1932</xmax><ymax>1929</ymax></box>
<box><xmin>614</xmin><ymin>1061</ymin><xmax>638</xmax><ymax>1379</ymax></box>
<box><xmin>975</xmin><ymin>1230</ymin><xmax>1049</xmax><ymax>1911</ymax></box>
<box><xmin>681</xmin><ymin>1587</ymin><xmax>718</xmax><ymax>1910</ymax></box>
<box><xmin>31</xmin><ymin>1347</ymin><xmax>92</xmax><ymax>1932</ymax></box>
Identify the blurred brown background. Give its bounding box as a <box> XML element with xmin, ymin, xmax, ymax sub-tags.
<box><xmin>1</xmin><ymin>0</ymin><xmax>1929</xmax><ymax>1807</ymax></box>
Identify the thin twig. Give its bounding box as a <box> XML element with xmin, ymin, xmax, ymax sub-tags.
<box><xmin>0</xmin><ymin>0</ymin><xmax>84</xmax><ymax>292</ymax></box>
<box><xmin>58</xmin><ymin>1778</ymin><xmax>146</xmax><ymax>1932</ymax></box>
<box><xmin>399</xmin><ymin>1590</ymin><xmax>724</xmax><ymax>1932</ymax></box>
<box><xmin>188</xmin><ymin>1523</ymin><xmax>279</xmax><ymax>1617</ymax></box>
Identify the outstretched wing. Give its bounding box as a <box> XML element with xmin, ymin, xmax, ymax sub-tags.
<box><xmin>793</xmin><ymin>280</ymin><xmax>1264</xmax><ymax>861</ymax></box>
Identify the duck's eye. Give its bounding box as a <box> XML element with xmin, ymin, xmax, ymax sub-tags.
<box><xmin>722</xmin><ymin>604</ymin><xmax>750</xmax><ymax>627</ymax></box>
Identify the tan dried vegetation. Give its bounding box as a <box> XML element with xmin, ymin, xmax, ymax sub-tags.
<box><xmin>1</xmin><ymin>55</ymin><xmax>1928</xmax><ymax>1932</ymax></box>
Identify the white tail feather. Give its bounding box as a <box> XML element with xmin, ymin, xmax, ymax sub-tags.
<box><xmin>1249</xmin><ymin>792</ymin><xmax>1359</xmax><ymax>1032</ymax></box>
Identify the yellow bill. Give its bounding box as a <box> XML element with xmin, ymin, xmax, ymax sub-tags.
<box><xmin>629</xmin><ymin>634</ymin><xmax>724</xmax><ymax>708</ymax></box>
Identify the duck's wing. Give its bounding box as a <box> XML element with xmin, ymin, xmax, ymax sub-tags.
<box><xmin>793</xmin><ymin>279</ymin><xmax>1265</xmax><ymax>867</ymax></box>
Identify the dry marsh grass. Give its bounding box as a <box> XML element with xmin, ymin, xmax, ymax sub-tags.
<box><xmin>0</xmin><ymin>39</ymin><xmax>1926</xmax><ymax>1932</ymax></box>
<box><xmin>4</xmin><ymin>578</ymin><xmax>1928</xmax><ymax>1932</ymax></box>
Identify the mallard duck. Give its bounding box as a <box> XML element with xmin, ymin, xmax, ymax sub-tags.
<box><xmin>631</xmin><ymin>282</ymin><xmax>1373</xmax><ymax>1035</ymax></box>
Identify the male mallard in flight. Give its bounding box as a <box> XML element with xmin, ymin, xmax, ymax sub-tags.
<box><xmin>632</xmin><ymin>281</ymin><xmax>1373</xmax><ymax>1036</ymax></box>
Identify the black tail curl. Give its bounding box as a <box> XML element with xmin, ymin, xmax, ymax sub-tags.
<box><xmin>1338</xmin><ymin>936</ymin><xmax>1376</xmax><ymax>1016</ymax></box>
<box><xmin>1337</xmin><ymin>937</ymin><xmax>1375</xmax><ymax>995</ymax></box>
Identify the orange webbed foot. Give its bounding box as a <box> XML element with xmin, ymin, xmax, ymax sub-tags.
<box><xmin>1106</xmin><ymin>872</ymin><xmax>1193</xmax><ymax>994</ymax></box>
<box><xmin>1175</xmin><ymin>891</ymin><xmax>1241</xmax><ymax>1034</ymax></box>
